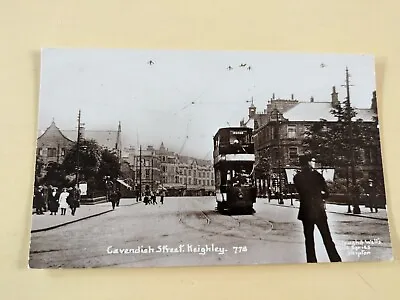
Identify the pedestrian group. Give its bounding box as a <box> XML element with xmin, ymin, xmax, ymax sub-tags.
<box><xmin>33</xmin><ymin>185</ymin><xmax>80</xmax><ymax>216</ymax></box>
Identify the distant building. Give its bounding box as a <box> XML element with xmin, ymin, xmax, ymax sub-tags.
<box><xmin>36</xmin><ymin>120</ymin><xmax>122</xmax><ymax>166</ymax></box>
<box><xmin>122</xmin><ymin>142</ymin><xmax>215</xmax><ymax>196</ymax></box>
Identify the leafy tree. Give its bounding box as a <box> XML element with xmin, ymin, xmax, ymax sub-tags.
<box><xmin>34</xmin><ymin>154</ymin><xmax>45</xmax><ymax>185</ymax></box>
<box><xmin>42</xmin><ymin>162</ymin><xmax>68</xmax><ymax>187</ymax></box>
<box><xmin>96</xmin><ymin>148</ymin><xmax>121</xmax><ymax>186</ymax></box>
<box><xmin>62</xmin><ymin>139</ymin><xmax>102</xmax><ymax>181</ymax></box>
<box><xmin>303</xmin><ymin>102</ymin><xmax>369</xmax><ymax>169</ymax></box>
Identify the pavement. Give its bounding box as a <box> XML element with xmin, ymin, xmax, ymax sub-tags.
<box><xmin>262</xmin><ymin>198</ymin><xmax>388</xmax><ymax>221</ymax></box>
<box><xmin>30</xmin><ymin>198</ymin><xmax>140</xmax><ymax>232</ymax></box>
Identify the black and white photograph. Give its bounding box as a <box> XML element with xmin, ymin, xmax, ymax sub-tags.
<box><xmin>29</xmin><ymin>48</ymin><xmax>392</xmax><ymax>268</ymax></box>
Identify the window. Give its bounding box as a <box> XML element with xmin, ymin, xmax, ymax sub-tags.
<box><xmin>161</xmin><ymin>166</ymin><xmax>166</xmax><ymax>172</ymax></box>
<box><xmin>61</xmin><ymin>148</ymin><xmax>66</xmax><ymax>156</ymax></box>
<box><xmin>189</xmin><ymin>170</ymin><xmax>192</xmax><ymax>176</ymax></box>
<box><xmin>189</xmin><ymin>178</ymin><xmax>192</xmax><ymax>185</ymax></box>
<box><xmin>289</xmin><ymin>147</ymin><xmax>298</xmax><ymax>159</ymax></box>
<box><xmin>47</xmin><ymin>148</ymin><xmax>57</xmax><ymax>157</ymax></box>
<box><xmin>175</xmin><ymin>176</ymin><xmax>179</xmax><ymax>183</ymax></box>
<box><xmin>207</xmin><ymin>180</ymin><xmax>210</xmax><ymax>186</ymax></box>
<box><xmin>184</xmin><ymin>177</ymin><xmax>187</xmax><ymax>184</ymax></box>
<box><xmin>194</xmin><ymin>178</ymin><xmax>197</xmax><ymax>185</ymax></box>
<box><xmin>180</xmin><ymin>177</ymin><xmax>183</xmax><ymax>184</ymax></box>
<box><xmin>136</xmin><ymin>170</ymin><xmax>140</xmax><ymax>178</ymax></box>
<box><xmin>303</xmin><ymin>125</ymin><xmax>311</xmax><ymax>137</ymax></box>
<box><xmin>162</xmin><ymin>156</ymin><xmax>166</xmax><ymax>162</ymax></box>
<box><xmin>184</xmin><ymin>169</ymin><xmax>187</xmax><ymax>176</ymax></box>
<box><xmin>287</xmin><ymin>125</ymin><xmax>296</xmax><ymax>138</ymax></box>
<box><xmin>37</xmin><ymin>148</ymin><xmax>43</xmax><ymax>156</ymax></box>
<box><xmin>211</xmin><ymin>180</ymin><xmax>214</xmax><ymax>186</ymax></box>
<box><xmin>145</xmin><ymin>169</ymin><xmax>150</xmax><ymax>178</ymax></box>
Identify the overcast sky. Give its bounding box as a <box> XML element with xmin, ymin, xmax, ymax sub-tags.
<box><xmin>38</xmin><ymin>49</ymin><xmax>376</xmax><ymax>160</ymax></box>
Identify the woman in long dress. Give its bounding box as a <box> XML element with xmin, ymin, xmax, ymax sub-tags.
<box><xmin>58</xmin><ymin>188</ymin><xmax>69</xmax><ymax>216</ymax></box>
<box><xmin>48</xmin><ymin>187</ymin><xmax>59</xmax><ymax>215</ymax></box>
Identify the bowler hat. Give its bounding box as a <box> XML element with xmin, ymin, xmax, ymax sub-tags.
<box><xmin>298</xmin><ymin>154</ymin><xmax>310</xmax><ymax>166</ymax></box>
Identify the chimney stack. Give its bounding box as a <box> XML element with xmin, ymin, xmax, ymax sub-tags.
<box><xmin>272</xmin><ymin>93</ymin><xmax>275</xmax><ymax>100</ymax></box>
<box><xmin>291</xmin><ymin>94</ymin><xmax>294</xmax><ymax>100</ymax></box>
<box><xmin>331</xmin><ymin>86</ymin><xmax>339</xmax><ymax>107</ymax></box>
<box><xmin>371</xmin><ymin>91</ymin><xmax>377</xmax><ymax>113</ymax></box>
<box><xmin>310</xmin><ymin>96</ymin><xmax>314</xmax><ymax>103</ymax></box>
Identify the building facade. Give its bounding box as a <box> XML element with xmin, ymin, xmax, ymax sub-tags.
<box><xmin>249</xmin><ymin>88</ymin><xmax>380</xmax><ymax>197</ymax></box>
<box><xmin>122</xmin><ymin>142</ymin><xmax>215</xmax><ymax>196</ymax></box>
<box><xmin>37</xmin><ymin>120</ymin><xmax>122</xmax><ymax>165</ymax></box>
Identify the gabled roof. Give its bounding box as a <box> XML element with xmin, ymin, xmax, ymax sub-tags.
<box><xmin>37</xmin><ymin>121</ymin><xmax>75</xmax><ymax>142</ymax></box>
<box><xmin>39</xmin><ymin>128</ymin><xmax>119</xmax><ymax>150</ymax></box>
<box><xmin>282</xmin><ymin>102</ymin><xmax>376</xmax><ymax>122</ymax></box>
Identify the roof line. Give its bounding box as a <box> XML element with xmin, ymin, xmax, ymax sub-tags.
<box><xmin>38</xmin><ymin>123</ymin><xmax>76</xmax><ymax>142</ymax></box>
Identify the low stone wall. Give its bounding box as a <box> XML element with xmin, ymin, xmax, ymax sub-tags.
<box><xmin>80</xmin><ymin>196</ymin><xmax>108</xmax><ymax>205</ymax></box>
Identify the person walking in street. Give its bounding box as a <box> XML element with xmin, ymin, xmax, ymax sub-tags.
<box><xmin>110</xmin><ymin>190</ymin><xmax>118</xmax><ymax>210</ymax></box>
<box><xmin>293</xmin><ymin>155</ymin><xmax>342</xmax><ymax>263</ymax></box>
<box><xmin>116</xmin><ymin>188</ymin><xmax>121</xmax><ymax>207</ymax></box>
<box><xmin>35</xmin><ymin>185</ymin><xmax>45</xmax><ymax>215</ymax></box>
<box><xmin>160</xmin><ymin>190</ymin><xmax>165</xmax><ymax>205</ymax></box>
<box><xmin>151</xmin><ymin>191</ymin><xmax>157</xmax><ymax>205</ymax></box>
<box><xmin>58</xmin><ymin>188</ymin><xmax>69</xmax><ymax>216</ymax></box>
<box><xmin>67</xmin><ymin>187</ymin><xmax>79</xmax><ymax>216</ymax></box>
<box><xmin>34</xmin><ymin>186</ymin><xmax>45</xmax><ymax>215</ymax></box>
<box><xmin>365</xmin><ymin>179</ymin><xmax>378</xmax><ymax>213</ymax></box>
<box><xmin>48</xmin><ymin>187</ymin><xmax>59</xmax><ymax>215</ymax></box>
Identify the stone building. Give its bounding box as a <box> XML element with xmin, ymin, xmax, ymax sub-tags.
<box><xmin>37</xmin><ymin>120</ymin><xmax>122</xmax><ymax>164</ymax></box>
<box><xmin>122</xmin><ymin>142</ymin><xmax>215</xmax><ymax>196</ymax></box>
<box><xmin>251</xmin><ymin>88</ymin><xmax>380</xmax><ymax>196</ymax></box>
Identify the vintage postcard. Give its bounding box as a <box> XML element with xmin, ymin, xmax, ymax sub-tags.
<box><xmin>29</xmin><ymin>49</ymin><xmax>392</xmax><ymax>268</ymax></box>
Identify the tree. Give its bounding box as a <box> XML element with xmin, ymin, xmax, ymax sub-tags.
<box><xmin>42</xmin><ymin>161</ymin><xmax>69</xmax><ymax>187</ymax></box>
<box><xmin>303</xmin><ymin>102</ymin><xmax>369</xmax><ymax>170</ymax></box>
<box><xmin>34</xmin><ymin>154</ymin><xmax>45</xmax><ymax>186</ymax></box>
<box><xmin>62</xmin><ymin>139</ymin><xmax>102</xmax><ymax>181</ymax></box>
<box><xmin>96</xmin><ymin>148</ymin><xmax>121</xmax><ymax>186</ymax></box>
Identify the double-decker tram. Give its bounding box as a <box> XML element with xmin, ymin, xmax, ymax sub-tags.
<box><xmin>213</xmin><ymin>127</ymin><xmax>257</xmax><ymax>214</ymax></box>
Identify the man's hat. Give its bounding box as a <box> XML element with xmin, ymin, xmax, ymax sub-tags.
<box><xmin>298</xmin><ymin>154</ymin><xmax>311</xmax><ymax>166</ymax></box>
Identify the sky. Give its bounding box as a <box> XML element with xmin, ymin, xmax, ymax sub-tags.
<box><xmin>38</xmin><ymin>48</ymin><xmax>377</xmax><ymax>160</ymax></box>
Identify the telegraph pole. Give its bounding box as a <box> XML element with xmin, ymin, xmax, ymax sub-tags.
<box><xmin>75</xmin><ymin>110</ymin><xmax>81</xmax><ymax>189</ymax></box>
<box><xmin>151</xmin><ymin>154</ymin><xmax>154</xmax><ymax>191</ymax></box>
<box><xmin>342</xmin><ymin>67</ymin><xmax>361</xmax><ymax>214</ymax></box>
<box><xmin>139</xmin><ymin>145</ymin><xmax>142</xmax><ymax>200</ymax></box>
<box><xmin>274</xmin><ymin>109</ymin><xmax>284</xmax><ymax>205</ymax></box>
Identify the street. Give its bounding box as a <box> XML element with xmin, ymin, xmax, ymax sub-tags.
<box><xmin>29</xmin><ymin>196</ymin><xmax>393</xmax><ymax>268</ymax></box>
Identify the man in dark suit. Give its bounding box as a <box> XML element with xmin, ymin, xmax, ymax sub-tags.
<box><xmin>293</xmin><ymin>155</ymin><xmax>342</xmax><ymax>263</ymax></box>
<box><xmin>365</xmin><ymin>179</ymin><xmax>378</xmax><ymax>213</ymax></box>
